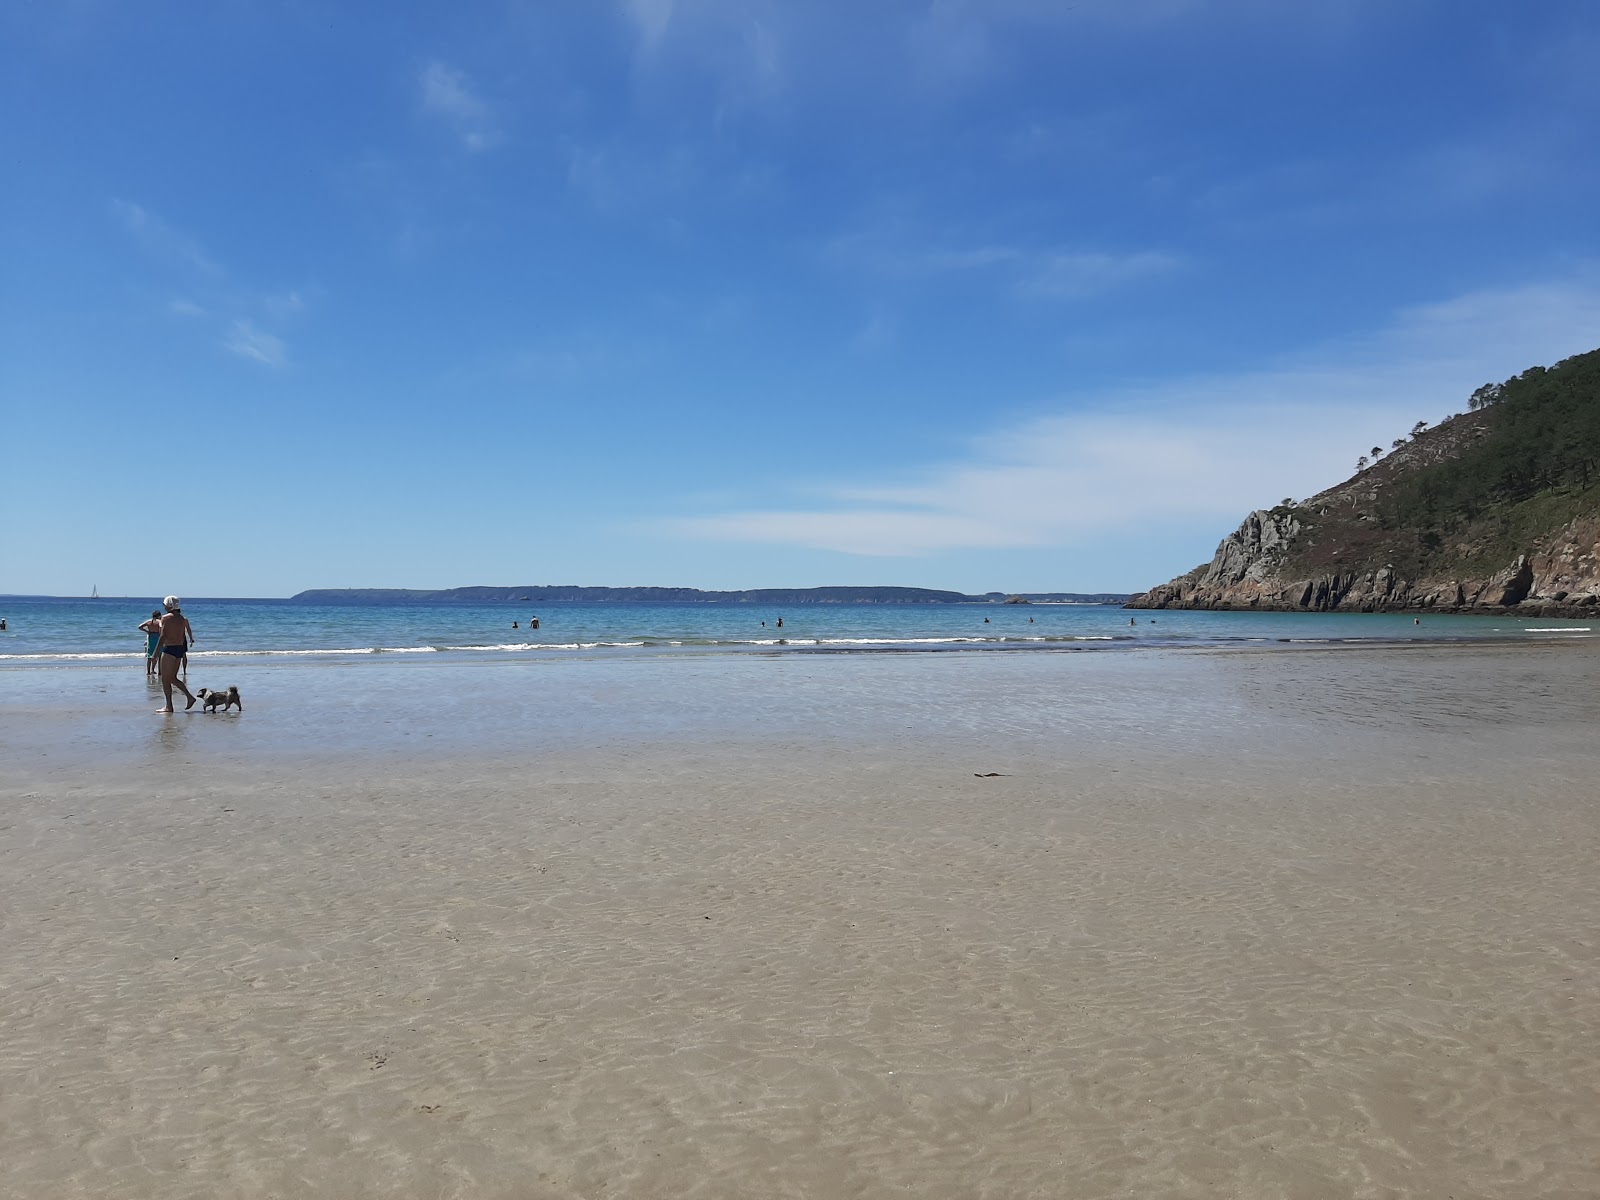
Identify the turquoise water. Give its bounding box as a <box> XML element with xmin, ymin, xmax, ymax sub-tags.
<box><xmin>0</xmin><ymin>596</ymin><xmax>1592</xmax><ymax>668</ymax></box>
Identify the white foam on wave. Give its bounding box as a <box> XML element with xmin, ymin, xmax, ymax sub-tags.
<box><xmin>1524</xmin><ymin>627</ymin><xmax>1592</xmax><ymax>633</ymax></box>
<box><xmin>0</xmin><ymin>652</ymin><xmax>142</xmax><ymax>660</ymax></box>
<box><xmin>197</xmin><ymin>647</ymin><xmax>439</xmax><ymax>657</ymax></box>
<box><xmin>811</xmin><ymin>634</ymin><xmax>1116</xmax><ymax>646</ymax></box>
<box><xmin>441</xmin><ymin>641</ymin><xmax>648</xmax><ymax>651</ymax></box>
<box><xmin>814</xmin><ymin>636</ymin><xmax>986</xmax><ymax>645</ymax></box>
<box><xmin>1</xmin><ymin>633</ymin><xmax>1131</xmax><ymax>662</ymax></box>
<box><xmin>205</xmin><ymin>641</ymin><xmax>654</xmax><ymax>654</ymax></box>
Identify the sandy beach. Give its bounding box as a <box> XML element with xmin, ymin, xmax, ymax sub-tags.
<box><xmin>2</xmin><ymin>643</ymin><xmax>1598</xmax><ymax>1199</ymax></box>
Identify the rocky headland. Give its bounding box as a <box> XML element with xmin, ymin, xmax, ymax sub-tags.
<box><xmin>1129</xmin><ymin>348</ymin><xmax>1600</xmax><ymax>617</ymax></box>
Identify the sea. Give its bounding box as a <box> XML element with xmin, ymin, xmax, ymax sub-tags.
<box><xmin>0</xmin><ymin>595</ymin><xmax>1592</xmax><ymax>669</ymax></box>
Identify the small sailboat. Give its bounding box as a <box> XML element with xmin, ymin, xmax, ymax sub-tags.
<box><xmin>91</xmin><ymin>584</ymin><xmax>100</xmax><ymax>599</ymax></box>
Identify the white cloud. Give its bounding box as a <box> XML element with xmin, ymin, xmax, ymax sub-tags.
<box><xmin>666</xmin><ymin>276</ymin><xmax>1600</xmax><ymax>557</ymax></box>
<box><xmin>419</xmin><ymin>61</ymin><xmax>499</xmax><ymax>151</ymax></box>
<box><xmin>222</xmin><ymin>319</ymin><xmax>286</xmax><ymax>367</ymax></box>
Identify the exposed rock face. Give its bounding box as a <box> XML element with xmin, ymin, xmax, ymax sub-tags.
<box><xmin>1132</xmin><ymin>516</ymin><xmax>1600</xmax><ymax>615</ymax></box>
<box><xmin>1526</xmin><ymin>516</ymin><xmax>1600</xmax><ymax>605</ymax></box>
<box><xmin>1472</xmin><ymin>556</ymin><xmax>1535</xmax><ymax>607</ymax></box>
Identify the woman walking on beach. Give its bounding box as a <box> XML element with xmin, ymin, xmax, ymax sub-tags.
<box><xmin>155</xmin><ymin>596</ymin><xmax>197</xmax><ymax>713</ymax></box>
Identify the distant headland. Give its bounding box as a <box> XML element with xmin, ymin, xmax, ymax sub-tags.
<box><xmin>1129</xmin><ymin>346</ymin><xmax>1600</xmax><ymax>616</ymax></box>
<box><xmin>289</xmin><ymin>586</ymin><xmax>1131</xmax><ymax>606</ymax></box>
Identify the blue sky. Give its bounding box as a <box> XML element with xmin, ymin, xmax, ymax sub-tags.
<box><xmin>5</xmin><ymin>1</ymin><xmax>1600</xmax><ymax>597</ymax></box>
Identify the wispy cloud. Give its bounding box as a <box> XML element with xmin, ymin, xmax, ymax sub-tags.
<box><xmin>419</xmin><ymin>61</ymin><xmax>500</xmax><ymax>152</ymax></box>
<box><xmin>623</xmin><ymin>0</ymin><xmax>676</xmax><ymax>50</ymax></box>
<box><xmin>263</xmin><ymin>289</ymin><xmax>305</xmax><ymax>320</ymax></box>
<box><xmin>665</xmin><ymin>276</ymin><xmax>1600</xmax><ymax>556</ymax></box>
<box><xmin>1024</xmin><ymin>251</ymin><xmax>1181</xmax><ymax>298</ymax></box>
<box><xmin>222</xmin><ymin>319</ymin><xmax>286</xmax><ymax>367</ymax></box>
<box><xmin>827</xmin><ymin>227</ymin><xmax>1179</xmax><ymax>300</ymax></box>
<box><xmin>566</xmin><ymin>141</ymin><xmax>697</xmax><ymax>214</ymax></box>
<box><xmin>111</xmin><ymin>198</ymin><xmax>222</xmax><ymax>276</ymax></box>
<box><xmin>615</xmin><ymin>0</ymin><xmax>786</xmax><ymax>123</ymax></box>
<box><xmin>111</xmin><ymin>199</ymin><xmax>301</xmax><ymax>367</ymax></box>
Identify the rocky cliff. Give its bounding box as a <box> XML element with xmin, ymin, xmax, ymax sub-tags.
<box><xmin>1128</xmin><ymin>348</ymin><xmax>1600</xmax><ymax>616</ymax></box>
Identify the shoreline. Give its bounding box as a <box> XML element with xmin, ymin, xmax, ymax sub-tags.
<box><xmin>1</xmin><ymin>623</ymin><xmax>1594</xmax><ymax>669</ymax></box>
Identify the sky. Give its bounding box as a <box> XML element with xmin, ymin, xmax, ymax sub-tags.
<box><xmin>4</xmin><ymin>1</ymin><xmax>1600</xmax><ymax>597</ymax></box>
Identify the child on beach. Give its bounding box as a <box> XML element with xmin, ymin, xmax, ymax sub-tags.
<box><xmin>138</xmin><ymin>610</ymin><xmax>163</xmax><ymax>677</ymax></box>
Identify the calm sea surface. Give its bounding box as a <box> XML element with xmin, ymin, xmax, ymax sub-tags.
<box><xmin>0</xmin><ymin>596</ymin><xmax>1592</xmax><ymax>669</ymax></box>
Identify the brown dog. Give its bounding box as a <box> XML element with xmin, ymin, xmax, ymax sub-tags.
<box><xmin>197</xmin><ymin>686</ymin><xmax>242</xmax><ymax>713</ymax></box>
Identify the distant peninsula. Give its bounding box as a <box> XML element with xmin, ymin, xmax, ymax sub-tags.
<box><xmin>289</xmin><ymin>586</ymin><xmax>1131</xmax><ymax>606</ymax></box>
<box><xmin>1129</xmin><ymin>346</ymin><xmax>1600</xmax><ymax>616</ymax></box>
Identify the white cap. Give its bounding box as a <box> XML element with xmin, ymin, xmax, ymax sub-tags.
<box><xmin>163</xmin><ymin>595</ymin><xmax>181</xmax><ymax>609</ymax></box>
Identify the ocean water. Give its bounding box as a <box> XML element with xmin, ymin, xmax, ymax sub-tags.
<box><xmin>0</xmin><ymin>595</ymin><xmax>1592</xmax><ymax>668</ymax></box>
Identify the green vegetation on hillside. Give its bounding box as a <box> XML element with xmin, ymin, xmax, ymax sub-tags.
<box><xmin>1387</xmin><ymin>348</ymin><xmax>1600</xmax><ymax>530</ymax></box>
<box><xmin>1272</xmin><ymin>347</ymin><xmax>1600</xmax><ymax>582</ymax></box>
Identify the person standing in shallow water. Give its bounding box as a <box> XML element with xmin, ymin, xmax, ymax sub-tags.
<box><xmin>155</xmin><ymin>596</ymin><xmax>197</xmax><ymax>713</ymax></box>
<box><xmin>138</xmin><ymin>610</ymin><xmax>163</xmax><ymax>677</ymax></box>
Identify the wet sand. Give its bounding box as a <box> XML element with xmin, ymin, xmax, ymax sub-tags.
<box><xmin>2</xmin><ymin>645</ymin><xmax>1598</xmax><ymax>1198</ymax></box>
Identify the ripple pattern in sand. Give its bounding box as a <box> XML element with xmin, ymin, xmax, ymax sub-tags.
<box><xmin>3</xmin><ymin>725</ymin><xmax>1599</xmax><ymax>1199</ymax></box>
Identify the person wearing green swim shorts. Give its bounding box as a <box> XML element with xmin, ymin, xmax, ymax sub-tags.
<box><xmin>138</xmin><ymin>609</ymin><xmax>163</xmax><ymax>677</ymax></box>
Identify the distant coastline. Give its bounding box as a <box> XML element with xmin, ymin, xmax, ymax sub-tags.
<box><xmin>287</xmin><ymin>586</ymin><xmax>1132</xmax><ymax>606</ymax></box>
